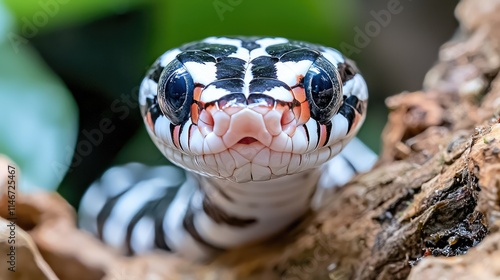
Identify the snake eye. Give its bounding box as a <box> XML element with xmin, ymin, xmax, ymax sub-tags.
<box><xmin>157</xmin><ymin>60</ymin><xmax>194</xmax><ymax>125</ymax></box>
<box><xmin>304</xmin><ymin>56</ymin><xmax>342</xmax><ymax>124</ymax></box>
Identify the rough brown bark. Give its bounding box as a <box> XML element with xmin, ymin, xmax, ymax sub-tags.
<box><xmin>2</xmin><ymin>0</ymin><xmax>500</xmax><ymax>279</ymax></box>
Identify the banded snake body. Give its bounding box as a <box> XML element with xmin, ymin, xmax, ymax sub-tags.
<box><xmin>79</xmin><ymin>37</ymin><xmax>377</xmax><ymax>261</ymax></box>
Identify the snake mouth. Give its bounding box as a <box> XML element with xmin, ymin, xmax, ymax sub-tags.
<box><xmin>237</xmin><ymin>137</ymin><xmax>258</xmax><ymax>145</ymax></box>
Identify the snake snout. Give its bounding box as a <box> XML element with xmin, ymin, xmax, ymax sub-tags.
<box><xmin>197</xmin><ymin>100</ymin><xmax>297</xmax><ymax>151</ymax></box>
<box><xmin>222</xmin><ymin>108</ymin><xmax>273</xmax><ymax>147</ymax></box>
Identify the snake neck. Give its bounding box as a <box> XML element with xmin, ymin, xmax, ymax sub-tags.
<box><xmin>193</xmin><ymin>168</ymin><xmax>321</xmax><ymax>249</ymax></box>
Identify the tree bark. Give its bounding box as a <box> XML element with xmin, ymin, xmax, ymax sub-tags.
<box><xmin>2</xmin><ymin>0</ymin><xmax>500</xmax><ymax>279</ymax></box>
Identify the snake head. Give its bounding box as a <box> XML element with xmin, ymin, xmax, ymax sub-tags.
<box><xmin>139</xmin><ymin>37</ymin><xmax>368</xmax><ymax>182</ymax></box>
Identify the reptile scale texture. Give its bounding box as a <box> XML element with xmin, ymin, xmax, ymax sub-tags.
<box><xmin>78</xmin><ymin>37</ymin><xmax>378</xmax><ymax>261</ymax></box>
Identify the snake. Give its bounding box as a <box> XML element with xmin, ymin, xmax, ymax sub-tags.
<box><xmin>78</xmin><ymin>36</ymin><xmax>377</xmax><ymax>261</ymax></box>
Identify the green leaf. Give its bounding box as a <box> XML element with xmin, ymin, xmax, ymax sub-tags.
<box><xmin>0</xmin><ymin>2</ymin><xmax>78</xmax><ymax>192</ymax></box>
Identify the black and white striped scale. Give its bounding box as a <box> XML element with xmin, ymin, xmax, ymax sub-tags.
<box><xmin>79</xmin><ymin>37</ymin><xmax>377</xmax><ymax>261</ymax></box>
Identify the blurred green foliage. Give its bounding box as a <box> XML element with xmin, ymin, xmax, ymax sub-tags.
<box><xmin>0</xmin><ymin>1</ymin><xmax>78</xmax><ymax>192</ymax></box>
<box><xmin>4</xmin><ymin>0</ymin><xmax>358</xmax><ymax>59</ymax></box>
<box><xmin>4</xmin><ymin>0</ymin><xmax>147</xmax><ymax>31</ymax></box>
<box><xmin>149</xmin><ymin>0</ymin><xmax>357</xmax><ymax>58</ymax></box>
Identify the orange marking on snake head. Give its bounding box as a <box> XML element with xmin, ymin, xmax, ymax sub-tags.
<box><xmin>298</xmin><ymin>101</ymin><xmax>311</xmax><ymax>125</ymax></box>
<box><xmin>191</xmin><ymin>103</ymin><xmax>200</xmax><ymax>125</ymax></box>
<box><xmin>193</xmin><ymin>86</ymin><xmax>203</xmax><ymax>101</ymax></box>
<box><xmin>146</xmin><ymin>112</ymin><xmax>155</xmax><ymax>133</ymax></box>
<box><xmin>292</xmin><ymin>86</ymin><xmax>307</xmax><ymax>103</ymax></box>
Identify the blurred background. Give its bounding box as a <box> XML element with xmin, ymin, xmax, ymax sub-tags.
<box><xmin>0</xmin><ymin>0</ymin><xmax>458</xmax><ymax>208</ymax></box>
